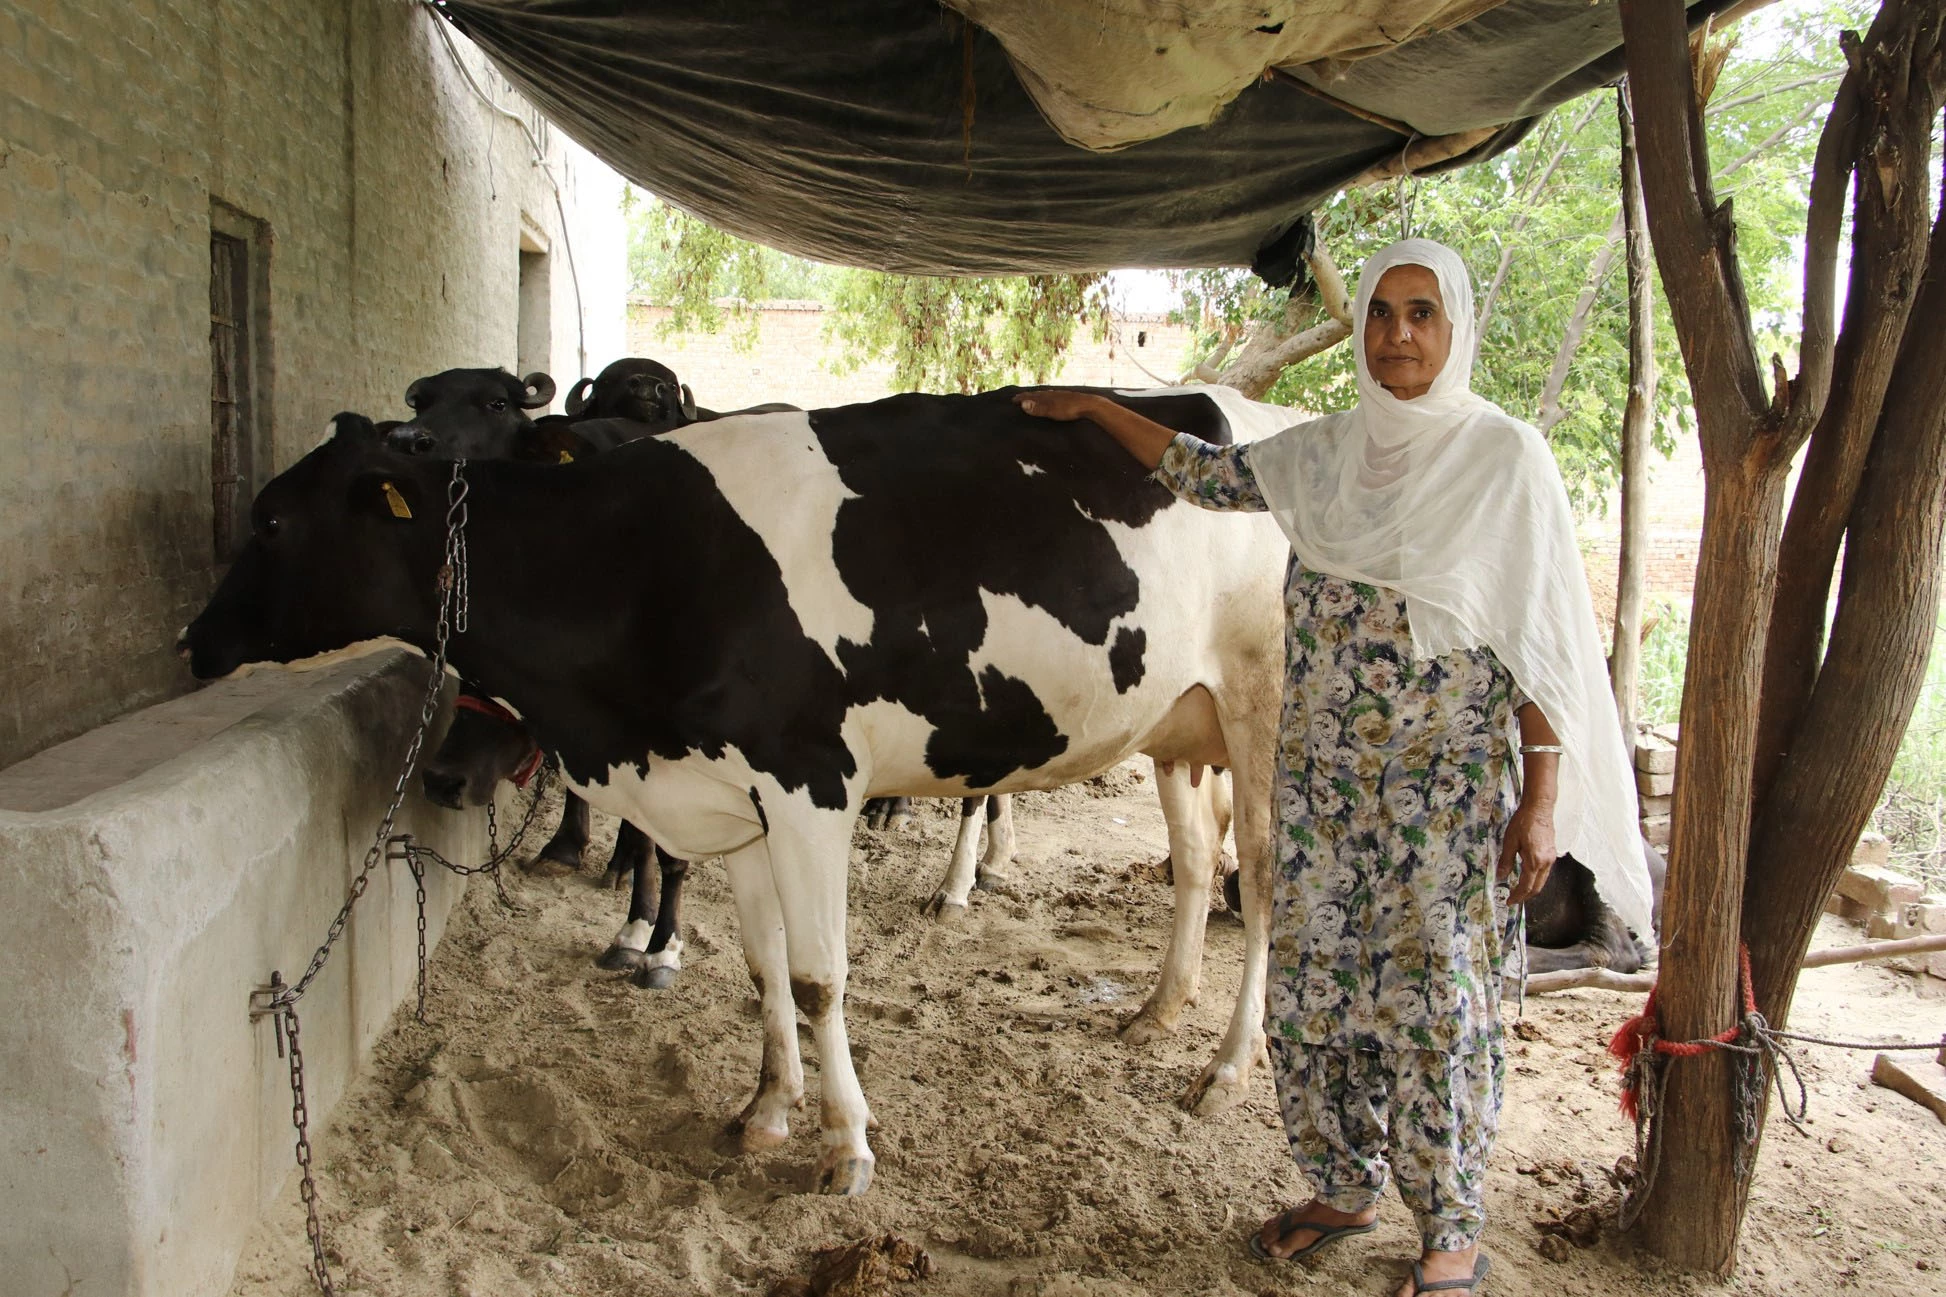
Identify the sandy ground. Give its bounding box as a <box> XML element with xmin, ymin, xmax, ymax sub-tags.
<box><xmin>230</xmin><ymin>765</ymin><xmax>1946</xmax><ymax>1297</ymax></box>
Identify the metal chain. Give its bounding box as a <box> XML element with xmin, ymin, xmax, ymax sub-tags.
<box><xmin>1617</xmin><ymin>1010</ymin><xmax>1940</xmax><ymax>1229</ymax></box>
<box><xmin>278</xmin><ymin>988</ymin><xmax>332</xmax><ymax>1291</ymax></box>
<box><xmin>248</xmin><ymin>457</ymin><xmax>539</xmax><ymax>1295</ymax></box>
<box><xmin>389</xmin><ymin>756</ymin><xmax>556</xmax><ymax>1020</ymax></box>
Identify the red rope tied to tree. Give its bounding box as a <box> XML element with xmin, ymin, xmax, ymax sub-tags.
<box><xmin>1608</xmin><ymin>942</ymin><xmax>1757</xmax><ymax>1119</ymax></box>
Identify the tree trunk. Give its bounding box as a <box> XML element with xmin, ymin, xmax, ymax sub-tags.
<box><xmin>1751</xmin><ymin>18</ymin><xmax>1936</xmax><ymax>803</ymax></box>
<box><xmin>1633</xmin><ymin>452</ymin><xmax>1790</xmax><ymax>1271</ymax></box>
<box><xmin>1742</xmin><ymin>95</ymin><xmax>1946</xmax><ymax>1051</ymax></box>
<box><xmin>1611</xmin><ymin>83</ymin><xmax>1656</xmax><ymax>739</ymax></box>
<box><xmin>1617</xmin><ymin>0</ymin><xmax>1849</xmax><ymax>1272</ymax></box>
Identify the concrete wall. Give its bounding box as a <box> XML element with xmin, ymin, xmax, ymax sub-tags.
<box><xmin>0</xmin><ymin>652</ymin><xmax>488</xmax><ymax>1297</ymax></box>
<box><xmin>627</xmin><ymin>300</ymin><xmax>1199</xmax><ymax>410</ymax></box>
<box><xmin>0</xmin><ymin>0</ymin><xmax>628</xmax><ymax>770</ymax></box>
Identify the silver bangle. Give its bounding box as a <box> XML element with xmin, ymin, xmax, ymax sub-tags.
<box><xmin>1519</xmin><ymin>744</ymin><xmax>1564</xmax><ymax>756</ymax></box>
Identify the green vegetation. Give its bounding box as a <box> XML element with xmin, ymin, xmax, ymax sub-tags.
<box><xmin>623</xmin><ymin>192</ymin><xmax>1108</xmax><ymax>394</ymax></box>
<box><xmin>1877</xmin><ymin>606</ymin><xmax>1946</xmax><ymax>890</ymax></box>
<box><xmin>1171</xmin><ymin>0</ymin><xmax>1862</xmax><ymax>506</ymax></box>
<box><xmin>1637</xmin><ymin>599</ymin><xmax>1946</xmax><ymax>892</ymax></box>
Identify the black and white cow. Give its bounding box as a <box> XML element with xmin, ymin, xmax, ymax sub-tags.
<box><xmin>861</xmin><ymin>792</ymin><xmax>1019</xmax><ymax>915</ymax></box>
<box><xmin>398</xmin><ymin>359</ymin><xmax>707</xmax><ymax>985</ymax></box>
<box><xmin>180</xmin><ymin>385</ymin><xmax>1291</xmax><ymax>1196</ymax></box>
<box><xmin>421</xmin><ymin>693</ymin><xmax>689</xmax><ymax>989</ymax></box>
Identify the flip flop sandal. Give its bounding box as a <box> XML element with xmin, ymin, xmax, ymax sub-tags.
<box><xmin>1408</xmin><ymin>1253</ymin><xmax>1492</xmax><ymax>1293</ymax></box>
<box><xmin>1246</xmin><ymin>1212</ymin><xmax>1378</xmax><ymax>1263</ymax></box>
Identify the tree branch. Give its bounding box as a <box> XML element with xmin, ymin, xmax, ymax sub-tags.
<box><xmin>1536</xmin><ymin>211</ymin><xmax>1626</xmax><ymax>435</ymax></box>
<box><xmin>1777</xmin><ymin>40</ymin><xmax>1866</xmax><ymax>446</ymax></box>
<box><xmin>1479</xmin><ymin>98</ymin><xmax>1604</xmax><ymax>333</ymax></box>
<box><xmin>1620</xmin><ymin>0</ymin><xmax>1770</xmax><ymax>443</ymax></box>
<box><xmin>1208</xmin><ymin>245</ymin><xmax>1354</xmax><ymax>399</ymax></box>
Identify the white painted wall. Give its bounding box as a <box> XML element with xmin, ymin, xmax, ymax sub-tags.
<box><xmin>0</xmin><ymin>654</ymin><xmax>488</xmax><ymax>1297</ymax></box>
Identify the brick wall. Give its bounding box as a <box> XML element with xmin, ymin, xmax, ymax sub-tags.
<box><xmin>626</xmin><ymin>301</ymin><xmax>1200</xmax><ymax>410</ymax></box>
<box><xmin>0</xmin><ymin>1</ymin><xmax>629</xmax><ymax>768</ymax></box>
<box><xmin>1579</xmin><ymin>429</ymin><xmax>1708</xmax><ymax>619</ymax></box>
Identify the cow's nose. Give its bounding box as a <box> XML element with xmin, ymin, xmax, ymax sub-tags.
<box><xmin>175</xmin><ymin>627</ymin><xmax>191</xmax><ymax>661</ymax></box>
<box><xmin>421</xmin><ymin>769</ymin><xmax>469</xmax><ymax>809</ymax></box>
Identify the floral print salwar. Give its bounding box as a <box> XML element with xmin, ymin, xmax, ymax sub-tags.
<box><xmin>1153</xmin><ymin>432</ymin><xmax>1521</xmax><ymax>1251</ymax></box>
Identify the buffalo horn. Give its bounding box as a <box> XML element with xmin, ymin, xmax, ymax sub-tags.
<box><xmin>565</xmin><ymin>376</ymin><xmax>594</xmax><ymax>417</ymax></box>
<box><xmin>679</xmin><ymin>383</ymin><xmax>698</xmax><ymax>423</ymax></box>
<box><xmin>520</xmin><ymin>372</ymin><xmax>557</xmax><ymax>409</ymax></box>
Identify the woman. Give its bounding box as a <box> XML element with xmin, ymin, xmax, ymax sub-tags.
<box><xmin>1016</xmin><ymin>239</ymin><xmax>1646</xmax><ymax>1297</ymax></box>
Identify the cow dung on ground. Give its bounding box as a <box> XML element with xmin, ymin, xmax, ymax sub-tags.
<box><xmin>226</xmin><ymin>764</ymin><xmax>1946</xmax><ymax>1296</ymax></box>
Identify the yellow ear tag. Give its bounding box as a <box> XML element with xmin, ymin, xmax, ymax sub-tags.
<box><xmin>557</xmin><ymin>449</ymin><xmax>575</xmax><ymax>464</ymax></box>
<box><xmin>381</xmin><ymin>481</ymin><xmax>413</xmax><ymax>519</ymax></box>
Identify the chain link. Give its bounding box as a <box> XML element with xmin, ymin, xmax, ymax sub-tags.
<box><xmin>247</xmin><ymin>458</ymin><xmax>551</xmax><ymax>1294</ymax></box>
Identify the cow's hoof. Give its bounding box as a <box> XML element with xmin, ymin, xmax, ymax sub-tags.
<box><xmin>537</xmin><ymin>842</ymin><xmax>583</xmax><ymax>872</ymax></box>
<box><xmin>1120</xmin><ymin>1009</ymin><xmax>1177</xmax><ymax>1046</ymax></box>
<box><xmin>925</xmin><ymin>894</ymin><xmax>968</xmax><ymax>925</ymax></box>
<box><xmin>1182</xmin><ymin>1060</ymin><xmax>1250</xmax><ymax>1117</ymax></box>
<box><xmin>734</xmin><ymin>1118</ymin><xmax>790</xmax><ymax>1152</ymax></box>
<box><xmin>632</xmin><ymin>964</ymin><xmax>679</xmax><ymax>990</ymax></box>
<box><xmin>600</xmin><ymin>868</ymin><xmax>630</xmax><ymax>891</ymax></box>
<box><xmin>974</xmin><ymin>869</ymin><xmax>1009</xmax><ymax>892</ymax></box>
<box><xmin>595</xmin><ymin>945</ymin><xmax>646</xmax><ymax>972</ymax></box>
<box><xmin>814</xmin><ymin>1151</ymin><xmax>875</xmax><ymax>1196</ymax></box>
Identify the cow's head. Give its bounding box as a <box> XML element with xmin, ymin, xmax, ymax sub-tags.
<box><xmin>564</xmin><ymin>357</ymin><xmax>696</xmax><ymax>431</ymax></box>
<box><xmin>422</xmin><ymin>694</ymin><xmax>542</xmax><ymax>809</ymax></box>
<box><xmin>179</xmin><ymin>413</ymin><xmax>449</xmax><ymax>679</ymax></box>
<box><xmin>387</xmin><ymin>368</ymin><xmax>556</xmax><ymax>459</ymax></box>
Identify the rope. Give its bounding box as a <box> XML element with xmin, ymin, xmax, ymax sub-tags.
<box><xmin>1609</xmin><ymin>940</ymin><xmax>1946</xmax><ymax>1232</ymax></box>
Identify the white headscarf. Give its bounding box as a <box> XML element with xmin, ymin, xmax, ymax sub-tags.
<box><xmin>1248</xmin><ymin>239</ymin><xmax>1652</xmax><ymax>938</ymax></box>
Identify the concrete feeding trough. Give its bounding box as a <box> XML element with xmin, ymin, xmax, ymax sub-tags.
<box><xmin>0</xmin><ymin>651</ymin><xmax>487</xmax><ymax>1296</ymax></box>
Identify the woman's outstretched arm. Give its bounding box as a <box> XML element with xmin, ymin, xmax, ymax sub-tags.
<box><xmin>1015</xmin><ymin>390</ymin><xmax>1270</xmax><ymax>513</ymax></box>
<box><xmin>1014</xmin><ymin>391</ymin><xmax>1178</xmax><ymax>469</ymax></box>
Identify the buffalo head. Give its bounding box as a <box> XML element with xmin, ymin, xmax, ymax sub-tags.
<box><xmin>387</xmin><ymin>368</ymin><xmax>556</xmax><ymax>459</ymax></box>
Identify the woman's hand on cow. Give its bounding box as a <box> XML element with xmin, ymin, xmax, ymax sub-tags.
<box><xmin>1015</xmin><ymin>390</ymin><xmax>1179</xmax><ymax>470</ymax></box>
<box><xmin>1498</xmin><ymin>798</ymin><xmax>1557</xmax><ymax>904</ymax></box>
<box><xmin>1014</xmin><ymin>390</ymin><xmax>1107</xmax><ymax>422</ymax></box>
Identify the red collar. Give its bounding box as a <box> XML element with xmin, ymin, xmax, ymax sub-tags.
<box><xmin>455</xmin><ymin>693</ymin><xmax>520</xmax><ymax>723</ymax></box>
<box><xmin>455</xmin><ymin>693</ymin><xmax>545</xmax><ymax>789</ymax></box>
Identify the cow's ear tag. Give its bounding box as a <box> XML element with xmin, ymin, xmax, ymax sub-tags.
<box><xmin>557</xmin><ymin>449</ymin><xmax>575</xmax><ymax>464</ymax></box>
<box><xmin>381</xmin><ymin>480</ymin><xmax>413</xmax><ymax>519</ymax></box>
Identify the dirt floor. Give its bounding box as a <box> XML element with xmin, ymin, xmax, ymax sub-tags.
<box><xmin>229</xmin><ymin>765</ymin><xmax>1946</xmax><ymax>1297</ymax></box>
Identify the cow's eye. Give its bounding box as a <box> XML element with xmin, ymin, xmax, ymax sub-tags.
<box><xmin>261</xmin><ymin>515</ymin><xmax>282</xmax><ymax>538</ymax></box>
<box><xmin>488</xmin><ymin>398</ymin><xmax>509</xmax><ymax>412</ymax></box>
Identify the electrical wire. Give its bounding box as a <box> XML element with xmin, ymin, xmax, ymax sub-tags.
<box><xmin>421</xmin><ymin>2</ymin><xmax>589</xmax><ymax>382</ymax></box>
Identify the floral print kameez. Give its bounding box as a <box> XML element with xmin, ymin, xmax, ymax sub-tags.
<box><xmin>1154</xmin><ymin>432</ymin><xmax>1523</xmax><ymax>1251</ymax></box>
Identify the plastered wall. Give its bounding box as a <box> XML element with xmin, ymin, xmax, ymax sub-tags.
<box><xmin>0</xmin><ymin>0</ymin><xmax>627</xmax><ymax>770</ymax></box>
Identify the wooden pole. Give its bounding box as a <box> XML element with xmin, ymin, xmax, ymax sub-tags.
<box><xmin>1522</xmin><ymin>933</ymin><xmax>1946</xmax><ymax>994</ymax></box>
<box><xmin>1611</xmin><ymin>82</ymin><xmax>1655</xmax><ymax>739</ymax></box>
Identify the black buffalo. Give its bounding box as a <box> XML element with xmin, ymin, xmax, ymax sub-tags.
<box><xmin>385</xmin><ymin>367</ymin><xmax>557</xmax><ymax>459</ymax></box>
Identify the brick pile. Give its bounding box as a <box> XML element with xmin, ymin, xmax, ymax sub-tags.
<box><xmin>1826</xmin><ymin>833</ymin><xmax>1946</xmax><ymax>980</ymax></box>
<box><xmin>1634</xmin><ymin>726</ymin><xmax>1677</xmax><ymax>853</ymax></box>
<box><xmin>1642</xmin><ymin>727</ymin><xmax>1944</xmax><ymax>980</ymax></box>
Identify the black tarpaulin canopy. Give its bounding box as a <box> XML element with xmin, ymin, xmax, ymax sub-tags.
<box><xmin>436</xmin><ymin>0</ymin><xmax>1732</xmax><ymax>281</ymax></box>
